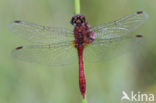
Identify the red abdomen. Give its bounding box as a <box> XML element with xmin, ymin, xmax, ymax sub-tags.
<box><xmin>77</xmin><ymin>45</ymin><xmax>86</xmax><ymax>98</ymax></box>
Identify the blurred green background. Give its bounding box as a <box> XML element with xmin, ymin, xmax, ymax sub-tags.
<box><xmin>0</xmin><ymin>0</ymin><xmax>156</xmax><ymax>103</ymax></box>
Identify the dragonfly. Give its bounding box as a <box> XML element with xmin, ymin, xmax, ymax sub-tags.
<box><xmin>9</xmin><ymin>11</ymin><xmax>149</xmax><ymax>98</ymax></box>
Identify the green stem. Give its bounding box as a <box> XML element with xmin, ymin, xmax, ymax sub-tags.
<box><xmin>75</xmin><ymin>0</ymin><xmax>80</xmax><ymax>14</ymax></box>
<box><xmin>82</xmin><ymin>95</ymin><xmax>87</xmax><ymax>103</ymax></box>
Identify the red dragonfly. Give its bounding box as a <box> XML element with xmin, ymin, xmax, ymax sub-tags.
<box><xmin>9</xmin><ymin>11</ymin><xmax>149</xmax><ymax>98</ymax></box>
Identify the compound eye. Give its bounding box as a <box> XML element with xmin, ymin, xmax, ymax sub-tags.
<box><xmin>70</xmin><ymin>18</ymin><xmax>75</xmax><ymax>25</ymax></box>
<box><xmin>81</xmin><ymin>17</ymin><xmax>85</xmax><ymax>23</ymax></box>
<box><xmin>81</xmin><ymin>20</ymin><xmax>84</xmax><ymax>23</ymax></box>
<box><xmin>70</xmin><ymin>19</ymin><xmax>73</xmax><ymax>24</ymax></box>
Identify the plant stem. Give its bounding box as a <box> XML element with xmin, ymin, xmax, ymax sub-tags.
<box><xmin>82</xmin><ymin>95</ymin><xmax>87</xmax><ymax>103</ymax></box>
<box><xmin>75</xmin><ymin>0</ymin><xmax>80</xmax><ymax>14</ymax></box>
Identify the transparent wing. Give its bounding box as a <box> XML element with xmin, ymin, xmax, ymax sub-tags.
<box><xmin>9</xmin><ymin>20</ymin><xmax>74</xmax><ymax>44</ymax></box>
<box><xmin>91</xmin><ymin>11</ymin><xmax>149</xmax><ymax>39</ymax></box>
<box><xmin>83</xmin><ymin>35</ymin><xmax>145</xmax><ymax>62</ymax></box>
<box><xmin>12</xmin><ymin>41</ymin><xmax>77</xmax><ymax>66</ymax></box>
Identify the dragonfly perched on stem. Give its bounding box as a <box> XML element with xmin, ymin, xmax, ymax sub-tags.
<box><xmin>9</xmin><ymin>11</ymin><xmax>149</xmax><ymax>98</ymax></box>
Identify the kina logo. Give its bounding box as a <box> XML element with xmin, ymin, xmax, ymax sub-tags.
<box><xmin>121</xmin><ymin>91</ymin><xmax>155</xmax><ymax>102</ymax></box>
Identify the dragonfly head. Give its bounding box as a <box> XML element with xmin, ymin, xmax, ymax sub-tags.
<box><xmin>71</xmin><ymin>14</ymin><xmax>86</xmax><ymax>26</ymax></box>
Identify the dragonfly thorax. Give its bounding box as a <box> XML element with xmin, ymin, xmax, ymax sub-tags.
<box><xmin>71</xmin><ymin>15</ymin><xmax>96</xmax><ymax>47</ymax></box>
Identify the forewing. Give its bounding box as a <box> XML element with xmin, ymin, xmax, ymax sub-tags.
<box><xmin>91</xmin><ymin>11</ymin><xmax>149</xmax><ymax>39</ymax></box>
<box><xmin>9</xmin><ymin>20</ymin><xmax>74</xmax><ymax>44</ymax></box>
<box><xmin>83</xmin><ymin>35</ymin><xmax>145</xmax><ymax>62</ymax></box>
<box><xmin>12</xmin><ymin>42</ymin><xmax>77</xmax><ymax>66</ymax></box>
